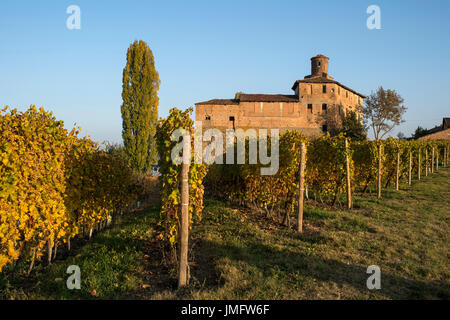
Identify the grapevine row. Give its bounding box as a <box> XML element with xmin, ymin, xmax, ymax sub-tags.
<box><xmin>0</xmin><ymin>106</ymin><xmax>155</xmax><ymax>272</ymax></box>
<box><xmin>205</xmin><ymin>132</ymin><xmax>449</xmax><ymax>222</ymax></box>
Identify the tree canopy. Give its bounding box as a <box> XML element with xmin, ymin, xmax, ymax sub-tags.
<box><xmin>363</xmin><ymin>87</ymin><xmax>406</xmax><ymax>140</ymax></box>
<box><xmin>121</xmin><ymin>40</ymin><xmax>160</xmax><ymax>172</ymax></box>
<box><xmin>332</xmin><ymin>110</ymin><xmax>367</xmax><ymax>141</ymax></box>
<box><xmin>411</xmin><ymin>126</ymin><xmax>429</xmax><ymax>140</ymax></box>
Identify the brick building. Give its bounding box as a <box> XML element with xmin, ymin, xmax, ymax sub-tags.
<box><xmin>195</xmin><ymin>55</ymin><xmax>366</xmax><ymax>137</ymax></box>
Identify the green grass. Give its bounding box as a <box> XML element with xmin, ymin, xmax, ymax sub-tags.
<box><xmin>1</xmin><ymin>168</ymin><xmax>449</xmax><ymax>300</ymax></box>
<box><xmin>0</xmin><ymin>204</ymin><xmax>160</xmax><ymax>299</ymax></box>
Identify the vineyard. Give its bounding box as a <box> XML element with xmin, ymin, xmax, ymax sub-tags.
<box><xmin>150</xmin><ymin>108</ymin><xmax>450</xmax><ymax>289</ymax></box>
<box><xmin>205</xmin><ymin>134</ymin><xmax>449</xmax><ymax>220</ymax></box>
<box><xmin>0</xmin><ymin>106</ymin><xmax>449</xmax><ymax>298</ymax></box>
<box><xmin>0</xmin><ymin>106</ymin><xmax>156</xmax><ymax>273</ymax></box>
<box><xmin>160</xmin><ymin>108</ymin><xmax>450</xmax><ymax>243</ymax></box>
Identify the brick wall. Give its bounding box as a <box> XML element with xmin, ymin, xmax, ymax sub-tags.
<box><xmin>195</xmin><ymin>83</ymin><xmax>362</xmax><ymax>138</ymax></box>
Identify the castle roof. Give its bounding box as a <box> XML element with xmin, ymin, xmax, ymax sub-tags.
<box><xmin>239</xmin><ymin>94</ymin><xmax>298</xmax><ymax>102</ymax></box>
<box><xmin>311</xmin><ymin>54</ymin><xmax>329</xmax><ymax>60</ymax></box>
<box><xmin>196</xmin><ymin>94</ymin><xmax>298</xmax><ymax>105</ymax></box>
<box><xmin>291</xmin><ymin>77</ymin><xmax>366</xmax><ymax>98</ymax></box>
<box><xmin>195</xmin><ymin>99</ymin><xmax>239</xmax><ymax>105</ymax></box>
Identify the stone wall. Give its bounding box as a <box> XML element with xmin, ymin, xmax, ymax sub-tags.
<box><xmin>196</xmin><ymin>101</ymin><xmax>322</xmax><ymax>137</ymax></box>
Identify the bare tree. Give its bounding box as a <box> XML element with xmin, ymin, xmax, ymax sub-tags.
<box><xmin>363</xmin><ymin>87</ymin><xmax>406</xmax><ymax>140</ymax></box>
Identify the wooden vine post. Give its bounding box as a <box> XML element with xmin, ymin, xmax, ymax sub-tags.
<box><xmin>444</xmin><ymin>147</ymin><xmax>447</xmax><ymax>167</ymax></box>
<box><xmin>443</xmin><ymin>147</ymin><xmax>445</xmax><ymax>167</ymax></box>
<box><xmin>178</xmin><ymin>133</ymin><xmax>190</xmax><ymax>288</ymax></box>
<box><xmin>418</xmin><ymin>148</ymin><xmax>421</xmax><ymax>181</ymax></box>
<box><xmin>431</xmin><ymin>147</ymin><xmax>434</xmax><ymax>173</ymax></box>
<box><xmin>345</xmin><ymin>139</ymin><xmax>352</xmax><ymax>209</ymax></box>
<box><xmin>377</xmin><ymin>143</ymin><xmax>382</xmax><ymax>199</ymax></box>
<box><xmin>48</xmin><ymin>240</ymin><xmax>52</xmax><ymax>265</ymax></box>
<box><xmin>436</xmin><ymin>148</ymin><xmax>439</xmax><ymax>172</ymax></box>
<box><xmin>446</xmin><ymin>147</ymin><xmax>448</xmax><ymax>166</ymax></box>
<box><xmin>408</xmin><ymin>151</ymin><xmax>412</xmax><ymax>186</ymax></box>
<box><xmin>297</xmin><ymin>142</ymin><xmax>306</xmax><ymax>233</ymax></box>
<box><xmin>445</xmin><ymin>147</ymin><xmax>447</xmax><ymax>166</ymax></box>
<box><xmin>425</xmin><ymin>149</ymin><xmax>428</xmax><ymax>176</ymax></box>
<box><xmin>395</xmin><ymin>146</ymin><xmax>400</xmax><ymax>191</ymax></box>
<box><xmin>445</xmin><ymin>147</ymin><xmax>448</xmax><ymax>167</ymax></box>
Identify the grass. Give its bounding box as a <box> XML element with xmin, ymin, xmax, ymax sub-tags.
<box><xmin>1</xmin><ymin>168</ymin><xmax>449</xmax><ymax>300</ymax></box>
<box><xmin>0</xmin><ymin>204</ymin><xmax>161</xmax><ymax>299</ymax></box>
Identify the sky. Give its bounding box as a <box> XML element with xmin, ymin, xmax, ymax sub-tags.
<box><xmin>0</xmin><ymin>0</ymin><xmax>449</xmax><ymax>143</ymax></box>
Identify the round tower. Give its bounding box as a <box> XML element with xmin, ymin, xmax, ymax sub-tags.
<box><xmin>311</xmin><ymin>54</ymin><xmax>329</xmax><ymax>77</ymax></box>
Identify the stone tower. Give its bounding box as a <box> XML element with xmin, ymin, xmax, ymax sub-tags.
<box><xmin>309</xmin><ymin>54</ymin><xmax>332</xmax><ymax>79</ymax></box>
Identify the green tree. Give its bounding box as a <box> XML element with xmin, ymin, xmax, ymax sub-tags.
<box><xmin>411</xmin><ymin>126</ymin><xmax>428</xmax><ymax>139</ymax></box>
<box><xmin>332</xmin><ymin>110</ymin><xmax>367</xmax><ymax>141</ymax></box>
<box><xmin>363</xmin><ymin>86</ymin><xmax>407</xmax><ymax>140</ymax></box>
<box><xmin>397</xmin><ymin>132</ymin><xmax>406</xmax><ymax>140</ymax></box>
<box><xmin>121</xmin><ymin>40</ymin><xmax>160</xmax><ymax>172</ymax></box>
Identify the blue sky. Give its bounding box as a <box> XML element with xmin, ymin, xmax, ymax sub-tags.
<box><xmin>1</xmin><ymin>0</ymin><xmax>449</xmax><ymax>143</ymax></box>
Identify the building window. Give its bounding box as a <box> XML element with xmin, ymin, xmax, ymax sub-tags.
<box><xmin>318</xmin><ymin>61</ymin><xmax>321</xmax><ymax>67</ymax></box>
<box><xmin>322</xmin><ymin>124</ymin><xmax>328</xmax><ymax>133</ymax></box>
<box><xmin>229</xmin><ymin>116</ymin><xmax>235</xmax><ymax>130</ymax></box>
<box><xmin>205</xmin><ymin>115</ymin><xmax>211</xmax><ymax>120</ymax></box>
<box><xmin>307</xmin><ymin>104</ymin><xmax>313</xmax><ymax>114</ymax></box>
<box><xmin>321</xmin><ymin>104</ymin><xmax>327</xmax><ymax>114</ymax></box>
<box><xmin>346</xmin><ymin>91</ymin><xmax>348</xmax><ymax>98</ymax></box>
<box><xmin>338</xmin><ymin>87</ymin><xmax>340</xmax><ymax>95</ymax></box>
<box><xmin>323</xmin><ymin>85</ymin><xmax>327</xmax><ymax>93</ymax></box>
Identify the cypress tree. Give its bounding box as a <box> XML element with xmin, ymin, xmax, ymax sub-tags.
<box><xmin>121</xmin><ymin>40</ymin><xmax>160</xmax><ymax>172</ymax></box>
